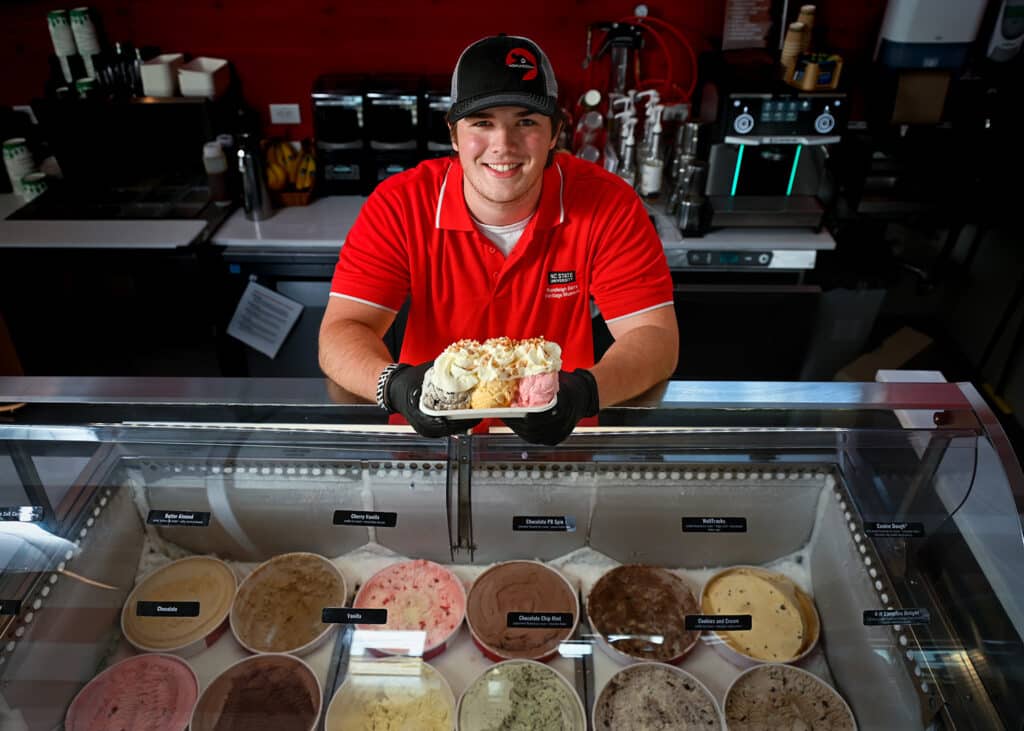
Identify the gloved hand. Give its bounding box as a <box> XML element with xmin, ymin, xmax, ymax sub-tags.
<box><xmin>385</xmin><ymin>362</ymin><xmax>481</xmax><ymax>438</ymax></box>
<box><xmin>507</xmin><ymin>369</ymin><xmax>599</xmax><ymax>446</ymax></box>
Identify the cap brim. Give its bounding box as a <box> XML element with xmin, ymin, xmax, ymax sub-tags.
<box><xmin>448</xmin><ymin>92</ymin><xmax>558</xmax><ymax>122</ymax></box>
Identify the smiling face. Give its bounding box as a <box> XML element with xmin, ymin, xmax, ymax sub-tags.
<box><xmin>450</xmin><ymin>106</ymin><xmax>559</xmax><ymax>225</ymax></box>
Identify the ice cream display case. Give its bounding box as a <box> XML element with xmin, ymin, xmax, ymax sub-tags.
<box><xmin>0</xmin><ymin>377</ymin><xmax>1021</xmax><ymax>730</ymax></box>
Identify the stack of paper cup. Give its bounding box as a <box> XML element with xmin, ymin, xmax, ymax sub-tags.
<box><xmin>47</xmin><ymin>9</ymin><xmax>79</xmax><ymax>83</ymax></box>
<box><xmin>69</xmin><ymin>7</ymin><xmax>101</xmax><ymax>78</ymax></box>
<box><xmin>3</xmin><ymin>138</ymin><xmax>37</xmax><ymax>200</ymax></box>
<box><xmin>21</xmin><ymin>173</ymin><xmax>48</xmax><ymax>202</ymax></box>
<box><xmin>781</xmin><ymin>22</ymin><xmax>806</xmax><ymax>70</ymax></box>
<box><xmin>797</xmin><ymin>5</ymin><xmax>816</xmax><ymax>52</ymax></box>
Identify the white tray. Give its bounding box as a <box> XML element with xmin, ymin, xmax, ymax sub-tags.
<box><xmin>419</xmin><ymin>394</ymin><xmax>557</xmax><ymax>419</ymax></box>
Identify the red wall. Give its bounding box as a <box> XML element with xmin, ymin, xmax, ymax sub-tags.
<box><xmin>1</xmin><ymin>1</ymin><xmax>885</xmax><ymax>139</ymax></box>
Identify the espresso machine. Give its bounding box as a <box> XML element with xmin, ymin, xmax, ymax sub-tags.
<box><xmin>706</xmin><ymin>91</ymin><xmax>846</xmax><ymax>229</ymax></box>
<box><xmin>423</xmin><ymin>77</ymin><xmax>453</xmax><ymax>160</ymax></box>
<box><xmin>312</xmin><ymin>75</ymin><xmax>367</xmax><ymax>195</ymax></box>
<box><xmin>364</xmin><ymin>76</ymin><xmax>422</xmax><ymax>187</ymax></box>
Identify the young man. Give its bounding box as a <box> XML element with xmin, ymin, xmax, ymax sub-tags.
<box><xmin>319</xmin><ymin>34</ymin><xmax>677</xmax><ymax>444</ymax></box>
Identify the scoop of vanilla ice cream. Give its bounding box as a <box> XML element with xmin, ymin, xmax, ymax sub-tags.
<box><xmin>479</xmin><ymin>337</ymin><xmax>521</xmax><ymax>380</ymax></box>
<box><xmin>431</xmin><ymin>347</ymin><xmax>480</xmax><ymax>393</ymax></box>
<box><xmin>515</xmin><ymin>337</ymin><xmax>562</xmax><ymax>376</ymax></box>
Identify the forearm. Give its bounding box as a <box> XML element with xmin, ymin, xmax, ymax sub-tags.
<box><xmin>318</xmin><ymin>319</ymin><xmax>394</xmax><ymax>402</ymax></box>
<box><xmin>589</xmin><ymin>323</ymin><xmax>678</xmax><ymax>408</ymax></box>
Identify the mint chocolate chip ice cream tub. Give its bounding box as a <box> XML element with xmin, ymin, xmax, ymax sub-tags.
<box><xmin>457</xmin><ymin>659</ymin><xmax>585</xmax><ymax>731</ymax></box>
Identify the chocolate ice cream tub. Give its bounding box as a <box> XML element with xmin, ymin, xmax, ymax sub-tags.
<box><xmin>325</xmin><ymin>657</ymin><xmax>455</xmax><ymax>731</ymax></box>
<box><xmin>699</xmin><ymin>565</ymin><xmax>820</xmax><ymax>668</ymax></box>
<box><xmin>65</xmin><ymin>653</ymin><xmax>199</xmax><ymax>731</ymax></box>
<box><xmin>230</xmin><ymin>552</ymin><xmax>347</xmax><ymax>656</ymax></box>
<box><xmin>121</xmin><ymin>556</ymin><xmax>237</xmax><ymax>658</ymax></box>
<box><xmin>352</xmin><ymin>559</ymin><xmax>466</xmax><ymax>660</ymax></box>
<box><xmin>587</xmin><ymin>564</ymin><xmax>700</xmax><ymax>664</ymax></box>
<box><xmin>593</xmin><ymin>662</ymin><xmax>723</xmax><ymax>731</ymax></box>
<box><xmin>465</xmin><ymin>560</ymin><xmax>579</xmax><ymax>662</ymax></box>
<box><xmin>190</xmin><ymin>653</ymin><xmax>322</xmax><ymax>731</ymax></box>
<box><xmin>457</xmin><ymin>659</ymin><xmax>585</xmax><ymax>731</ymax></box>
<box><xmin>724</xmin><ymin>663</ymin><xmax>857</xmax><ymax>730</ymax></box>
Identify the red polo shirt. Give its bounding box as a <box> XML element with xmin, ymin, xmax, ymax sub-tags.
<box><xmin>330</xmin><ymin>152</ymin><xmax>673</xmax><ymax>371</ymax></box>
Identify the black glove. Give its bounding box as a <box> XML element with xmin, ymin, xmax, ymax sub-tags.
<box><xmin>507</xmin><ymin>369</ymin><xmax>599</xmax><ymax>446</ymax></box>
<box><xmin>385</xmin><ymin>362</ymin><xmax>481</xmax><ymax>438</ymax></box>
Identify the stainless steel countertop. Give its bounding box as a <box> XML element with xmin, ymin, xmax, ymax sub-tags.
<box><xmin>0</xmin><ymin>376</ymin><xmax>974</xmax><ymax>410</ymax></box>
<box><xmin>0</xmin><ymin>194</ymin><xmax>207</xmax><ymax>250</ymax></box>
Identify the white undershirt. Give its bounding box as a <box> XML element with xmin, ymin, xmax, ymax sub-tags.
<box><xmin>473</xmin><ymin>214</ymin><xmax>533</xmax><ymax>257</ymax></box>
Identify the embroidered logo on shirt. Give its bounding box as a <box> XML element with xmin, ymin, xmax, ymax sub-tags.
<box><xmin>545</xmin><ymin>270</ymin><xmax>579</xmax><ymax>300</ymax></box>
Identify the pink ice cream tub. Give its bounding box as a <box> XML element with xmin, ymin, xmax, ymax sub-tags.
<box><xmin>65</xmin><ymin>653</ymin><xmax>199</xmax><ymax>731</ymax></box>
<box><xmin>353</xmin><ymin>559</ymin><xmax>467</xmax><ymax>660</ymax></box>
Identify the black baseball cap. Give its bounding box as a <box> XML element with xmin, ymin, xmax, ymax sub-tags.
<box><xmin>448</xmin><ymin>34</ymin><xmax>558</xmax><ymax>122</ymax></box>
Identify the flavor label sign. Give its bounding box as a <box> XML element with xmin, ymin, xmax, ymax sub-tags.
<box><xmin>322</xmin><ymin>608</ymin><xmax>388</xmax><ymax>624</ymax></box>
<box><xmin>0</xmin><ymin>600</ymin><xmax>21</xmax><ymax>616</ymax></box>
<box><xmin>146</xmin><ymin>510</ymin><xmax>211</xmax><ymax>527</ymax></box>
<box><xmin>334</xmin><ymin>510</ymin><xmax>398</xmax><ymax>528</ymax></box>
<box><xmin>136</xmin><ymin>601</ymin><xmax>200</xmax><ymax>618</ymax></box>
<box><xmin>864</xmin><ymin>608</ymin><xmax>930</xmax><ymax>626</ymax></box>
<box><xmin>685</xmin><ymin>614</ymin><xmax>753</xmax><ymax>631</ymax></box>
<box><xmin>512</xmin><ymin>516</ymin><xmax>576</xmax><ymax>532</ymax></box>
<box><xmin>864</xmin><ymin>521</ymin><xmax>925</xmax><ymax>538</ymax></box>
<box><xmin>0</xmin><ymin>506</ymin><xmax>43</xmax><ymax>522</ymax></box>
<box><xmin>507</xmin><ymin>613</ymin><xmax>575</xmax><ymax>629</ymax></box>
<box><xmin>682</xmin><ymin>517</ymin><xmax>747</xmax><ymax>533</ymax></box>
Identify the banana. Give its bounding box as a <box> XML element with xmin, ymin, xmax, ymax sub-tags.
<box><xmin>266</xmin><ymin>162</ymin><xmax>287</xmax><ymax>191</ymax></box>
<box><xmin>277</xmin><ymin>141</ymin><xmax>301</xmax><ymax>184</ymax></box>
<box><xmin>295</xmin><ymin>152</ymin><xmax>316</xmax><ymax>192</ymax></box>
<box><xmin>264</xmin><ymin>139</ymin><xmax>282</xmax><ymax>169</ymax></box>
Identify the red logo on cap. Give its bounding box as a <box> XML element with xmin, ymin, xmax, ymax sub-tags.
<box><xmin>505</xmin><ymin>48</ymin><xmax>538</xmax><ymax>80</ymax></box>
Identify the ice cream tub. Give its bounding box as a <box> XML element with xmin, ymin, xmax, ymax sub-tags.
<box><xmin>121</xmin><ymin>555</ymin><xmax>237</xmax><ymax>658</ymax></box>
<box><xmin>465</xmin><ymin>559</ymin><xmax>579</xmax><ymax>662</ymax></box>
<box><xmin>352</xmin><ymin>559</ymin><xmax>466</xmax><ymax>660</ymax></box>
<box><xmin>724</xmin><ymin>663</ymin><xmax>857</xmax><ymax>730</ymax></box>
<box><xmin>325</xmin><ymin>657</ymin><xmax>455</xmax><ymax>731</ymax></box>
<box><xmin>190</xmin><ymin>653</ymin><xmax>323</xmax><ymax>731</ymax></box>
<box><xmin>586</xmin><ymin>564</ymin><xmax>700</xmax><ymax>665</ymax></box>
<box><xmin>593</xmin><ymin>662</ymin><xmax>724</xmax><ymax>731</ymax></box>
<box><xmin>231</xmin><ymin>551</ymin><xmax>347</xmax><ymax>656</ymax></box>
<box><xmin>698</xmin><ymin>565</ymin><xmax>820</xmax><ymax>669</ymax></box>
<box><xmin>65</xmin><ymin>653</ymin><xmax>199</xmax><ymax>731</ymax></box>
<box><xmin>457</xmin><ymin>659</ymin><xmax>586</xmax><ymax>731</ymax></box>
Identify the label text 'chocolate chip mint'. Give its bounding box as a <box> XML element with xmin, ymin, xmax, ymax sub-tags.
<box><xmin>136</xmin><ymin>601</ymin><xmax>200</xmax><ymax>618</ymax></box>
<box><xmin>864</xmin><ymin>521</ymin><xmax>925</xmax><ymax>538</ymax></box>
<box><xmin>146</xmin><ymin>510</ymin><xmax>211</xmax><ymax>527</ymax></box>
<box><xmin>333</xmin><ymin>511</ymin><xmax>398</xmax><ymax>527</ymax></box>
<box><xmin>682</xmin><ymin>517</ymin><xmax>747</xmax><ymax>533</ymax></box>
<box><xmin>512</xmin><ymin>516</ymin><xmax>576</xmax><ymax>532</ymax></box>
<box><xmin>322</xmin><ymin>608</ymin><xmax>388</xmax><ymax>624</ymax></box>
<box><xmin>685</xmin><ymin>614</ymin><xmax>753</xmax><ymax>631</ymax></box>
<box><xmin>0</xmin><ymin>506</ymin><xmax>43</xmax><ymax>522</ymax></box>
<box><xmin>507</xmin><ymin>613</ymin><xmax>575</xmax><ymax>629</ymax></box>
<box><xmin>0</xmin><ymin>600</ymin><xmax>21</xmax><ymax>616</ymax></box>
<box><xmin>863</xmin><ymin>608</ymin><xmax>930</xmax><ymax>626</ymax></box>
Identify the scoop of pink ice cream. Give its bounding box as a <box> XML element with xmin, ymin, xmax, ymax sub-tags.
<box><xmin>513</xmin><ymin>372</ymin><xmax>559</xmax><ymax>407</ymax></box>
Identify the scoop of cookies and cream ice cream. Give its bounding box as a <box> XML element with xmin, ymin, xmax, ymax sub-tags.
<box><xmin>422</xmin><ymin>339</ymin><xmax>481</xmax><ymax>410</ymax></box>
